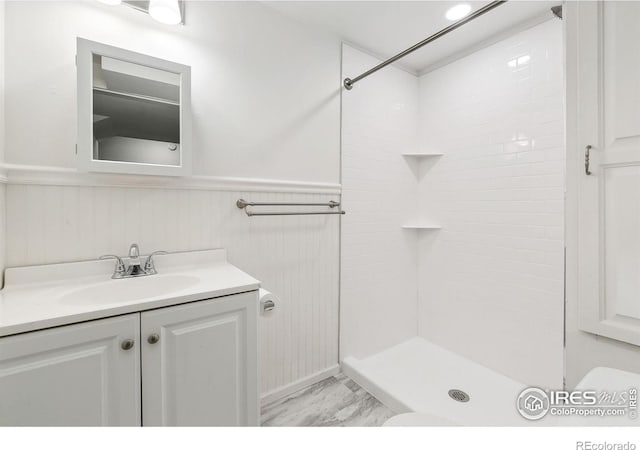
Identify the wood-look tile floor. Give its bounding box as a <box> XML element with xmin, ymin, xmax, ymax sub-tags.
<box><xmin>260</xmin><ymin>373</ymin><xmax>395</xmax><ymax>427</ymax></box>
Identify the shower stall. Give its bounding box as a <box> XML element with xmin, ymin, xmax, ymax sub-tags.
<box><xmin>339</xmin><ymin>5</ymin><xmax>564</xmax><ymax>425</ymax></box>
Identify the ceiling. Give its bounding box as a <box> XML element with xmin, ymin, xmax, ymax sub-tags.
<box><xmin>263</xmin><ymin>1</ymin><xmax>558</xmax><ymax>74</ymax></box>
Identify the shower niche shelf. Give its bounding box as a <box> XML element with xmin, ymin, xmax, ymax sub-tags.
<box><xmin>401</xmin><ymin>152</ymin><xmax>444</xmax><ymax>158</ymax></box>
<box><xmin>402</xmin><ymin>223</ymin><xmax>442</xmax><ymax>230</ymax></box>
<box><xmin>402</xmin><ymin>152</ymin><xmax>443</xmax><ymax>180</ymax></box>
<box><xmin>401</xmin><ymin>152</ymin><xmax>443</xmax><ymax>229</ymax></box>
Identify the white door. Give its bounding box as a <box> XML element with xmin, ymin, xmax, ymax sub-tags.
<box><xmin>577</xmin><ymin>1</ymin><xmax>640</xmax><ymax>345</ymax></box>
<box><xmin>0</xmin><ymin>315</ymin><xmax>141</xmax><ymax>426</ymax></box>
<box><xmin>141</xmin><ymin>292</ymin><xmax>258</xmax><ymax>426</ymax></box>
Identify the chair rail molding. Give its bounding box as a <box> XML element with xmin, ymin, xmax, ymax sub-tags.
<box><xmin>0</xmin><ymin>163</ymin><xmax>341</xmax><ymax>195</ymax></box>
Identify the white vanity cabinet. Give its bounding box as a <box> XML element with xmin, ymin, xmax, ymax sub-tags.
<box><xmin>141</xmin><ymin>292</ymin><xmax>258</xmax><ymax>426</ymax></box>
<box><xmin>0</xmin><ymin>292</ymin><xmax>258</xmax><ymax>427</ymax></box>
<box><xmin>0</xmin><ymin>314</ymin><xmax>141</xmax><ymax>426</ymax></box>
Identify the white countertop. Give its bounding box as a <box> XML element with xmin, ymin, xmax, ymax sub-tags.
<box><xmin>0</xmin><ymin>249</ymin><xmax>260</xmax><ymax>337</ymax></box>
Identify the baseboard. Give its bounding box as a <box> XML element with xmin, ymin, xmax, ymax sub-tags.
<box><xmin>260</xmin><ymin>364</ymin><xmax>340</xmax><ymax>406</ymax></box>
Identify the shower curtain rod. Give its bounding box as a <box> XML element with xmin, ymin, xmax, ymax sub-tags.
<box><xmin>343</xmin><ymin>0</ymin><xmax>508</xmax><ymax>90</ymax></box>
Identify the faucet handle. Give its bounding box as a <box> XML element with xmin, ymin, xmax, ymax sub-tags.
<box><xmin>144</xmin><ymin>251</ymin><xmax>168</xmax><ymax>275</ymax></box>
<box><xmin>100</xmin><ymin>254</ymin><xmax>126</xmax><ymax>279</ymax></box>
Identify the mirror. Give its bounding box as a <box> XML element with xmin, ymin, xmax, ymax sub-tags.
<box><xmin>77</xmin><ymin>38</ymin><xmax>191</xmax><ymax>176</ymax></box>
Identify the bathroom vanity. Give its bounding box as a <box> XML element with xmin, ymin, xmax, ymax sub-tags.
<box><xmin>0</xmin><ymin>249</ymin><xmax>260</xmax><ymax>426</ymax></box>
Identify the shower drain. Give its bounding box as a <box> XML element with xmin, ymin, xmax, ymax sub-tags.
<box><xmin>448</xmin><ymin>389</ymin><xmax>470</xmax><ymax>403</ymax></box>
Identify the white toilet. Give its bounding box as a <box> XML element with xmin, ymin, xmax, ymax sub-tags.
<box><xmin>561</xmin><ymin>367</ymin><xmax>640</xmax><ymax>426</ymax></box>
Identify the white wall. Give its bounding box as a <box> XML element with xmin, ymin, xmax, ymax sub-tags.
<box><xmin>0</xmin><ymin>0</ymin><xmax>5</xmax><ymax>163</ymax></box>
<box><xmin>2</xmin><ymin>1</ymin><xmax>343</xmax><ymax>399</ymax></box>
<box><xmin>340</xmin><ymin>44</ymin><xmax>419</xmax><ymax>359</ymax></box>
<box><xmin>416</xmin><ymin>19</ymin><xmax>565</xmax><ymax>388</ymax></box>
<box><xmin>4</xmin><ymin>1</ymin><xmax>340</xmax><ymax>183</ymax></box>
<box><xmin>0</xmin><ymin>1</ymin><xmax>6</xmax><ymax>282</ymax></box>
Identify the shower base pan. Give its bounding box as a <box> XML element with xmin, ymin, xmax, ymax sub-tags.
<box><xmin>342</xmin><ymin>337</ymin><xmax>537</xmax><ymax>426</ymax></box>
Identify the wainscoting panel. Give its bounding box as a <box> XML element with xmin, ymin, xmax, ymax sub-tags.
<box><xmin>5</xmin><ymin>185</ymin><xmax>340</xmax><ymax>396</ymax></box>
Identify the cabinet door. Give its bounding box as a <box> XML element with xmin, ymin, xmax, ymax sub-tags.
<box><xmin>577</xmin><ymin>1</ymin><xmax>640</xmax><ymax>345</ymax></box>
<box><xmin>0</xmin><ymin>315</ymin><xmax>141</xmax><ymax>426</ymax></box>
<box><xmin>141</xmin><ymin>292</ymin><xmax>258</xmax><ymax>426</ymax></box>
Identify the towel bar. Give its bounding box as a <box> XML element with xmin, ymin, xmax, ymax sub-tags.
<box><xmin>236</xmin><ymin>198</ymin><xmax>346</xmax><ymax>216</ymax></box>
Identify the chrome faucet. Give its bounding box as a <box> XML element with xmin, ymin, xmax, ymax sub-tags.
<box><xmin>100</xmin><ymin>244</ymin><xmax>167</xmax><ymax>279</ymax></box>
<box><xmin>125</xmin><ymin>243</ymin><xmax>144</xmax><ymax>277</ymax></box>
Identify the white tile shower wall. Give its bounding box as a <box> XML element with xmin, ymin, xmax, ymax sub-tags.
<box><xmin>416</xmin><ymin>20</ymin><xmax>564</xmax><ymax>388</ymax></box>
<box><xmin>340</xmin><ymin>44</ymin><xmax>419</xmax><ymax>359</ymax></box>
<box><xmin>5</xmin><ymin>185</ymin><xmax>340</xmax><ymax>396</ymax></box>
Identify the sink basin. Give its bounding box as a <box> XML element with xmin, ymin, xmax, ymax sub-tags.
<box><xmin>60</xmin><ymin>274</ymin><xmax>201</xmax><ymax>305</ymax></box>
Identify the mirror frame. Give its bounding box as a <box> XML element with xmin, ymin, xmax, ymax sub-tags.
<box><xmin>77</xmin><ymin>38</ymin><xmax>192</xmax><ymax>176</ymax></box>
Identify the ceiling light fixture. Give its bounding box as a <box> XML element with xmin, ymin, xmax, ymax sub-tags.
<box><xmin>149</xmin><ymin>0</ymin><xmax>182</xmax><ymax>25</ymax></box>
<box><xmin>445</xmin><ymin>4</ymin><xmax>472</xmax><ymax>21</ymax></box>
